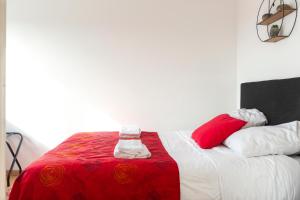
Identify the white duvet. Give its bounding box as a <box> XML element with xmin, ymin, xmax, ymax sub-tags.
<box><xmin>159</xmin><ymin>130</ymin><xmax>300</xmax><ymax>200</ymax></box>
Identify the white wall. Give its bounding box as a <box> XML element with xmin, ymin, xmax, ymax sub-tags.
<box><xmin>237</xmin><ymin>0</ymin><xmax>300</xmax><ymax>86</ymax></box>
<box><xmin>6</xmin><ymin>0</ymin><xmax>237</xmax><ymax>168</ymax></box>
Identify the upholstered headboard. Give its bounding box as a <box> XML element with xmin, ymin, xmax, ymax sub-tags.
<box><xmin>240</xmin><ymin>77</ymin><xmax>300</xmax><ymax>125</ymax></box>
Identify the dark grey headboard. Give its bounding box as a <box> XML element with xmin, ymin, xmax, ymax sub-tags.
<box><xmin>241</xmin><ymin>77</ymin><xmax>300</xmax><ymax>125</ymax></box>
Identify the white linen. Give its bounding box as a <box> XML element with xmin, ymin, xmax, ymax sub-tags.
<box><xmin>116</xmin><ymin>139</ymin><xmax>143</xmax><ymax>152</ymax></box>
<box><xmin>119</xmin><ymin>134</ymin><xmax>141</xmax><ymax>139</ymax></box>
<box><xmin>229</xmin><ymin>108</ymin><xmax>267</xmax><ymax>128</ymax></box>
<box><xmin>159</xmin><ymin>130</ymin><xmax>300</xmax><ymax>200</ymax></box>
<box><xmin>119</xmin><ymin>125</ymin><xmax>141</xmax><ymax>134</ymax></box>
<box><xmin>119</xmin><ymin>125</ymin><xmax>141</xmax><ymax>138</ymax></box>
<box><xmin>224</xmin><ymin>121</ymin><xmax>300</xmax><ymax>157</ymax></box>
<box><xmin>291</xmin><ymin>156</ymin><xmax>300</xmax><ymax>165</ymax></box>
<box><xmin>114</xmin><ymin>139</ymin><xmax>151</xmax><ymax>159</ymax></box>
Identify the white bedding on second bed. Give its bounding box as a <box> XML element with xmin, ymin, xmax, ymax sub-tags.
<box><xmin>159</xmin><ymin>130</ymin><xmax>300</xmax><ymax>200</ymax></box>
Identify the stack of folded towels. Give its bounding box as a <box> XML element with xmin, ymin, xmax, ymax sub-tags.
<box><xmin>114</xmin><ymin>125</ymin><xmax>151</xmax><ymax>159</ymax></box>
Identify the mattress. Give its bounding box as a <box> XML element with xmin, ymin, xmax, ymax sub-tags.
<box><xmin>159</xmin><ymin>130</ymin><xmax>300</xmax><ymax>200</ymax></box>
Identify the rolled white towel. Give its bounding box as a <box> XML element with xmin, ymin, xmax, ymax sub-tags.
<box><xmin>119</xmin><ymin>125</ymin><xmax>141</xmax><ymax>138</ymax></box>
<box><xmin>114</xmin><ymin>139</ymin><xmax>151</xmax><ymax>159</ymax></box>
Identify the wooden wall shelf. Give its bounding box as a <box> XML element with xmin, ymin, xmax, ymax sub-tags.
<box><xmin>256</xmin><ymin>1</ymin><xmax>298</xmax><ymax>43</ymax></box>
<box><xmin>258</xmin><ymin>9</ymin><xmax>296</xmax><ymax>25</ymax></box>
<box><xmin>264</xmin><ymin>36</ymin><xmax>288</xmax><ymax>42</ymax></box>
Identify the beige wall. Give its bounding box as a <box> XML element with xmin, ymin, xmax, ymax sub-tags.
<box><xmin>0</xmin><ymin>0</ymin><xmax>6</xmax><ymax>198</ymax></box>
<box><xmin>6</xmin><ymin>0</ymin><xmax>237</xmax><ymax>168</ymax></box>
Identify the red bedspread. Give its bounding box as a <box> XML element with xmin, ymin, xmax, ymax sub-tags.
<box><xmin>10</xmin><ymin>132</ymin><xmax>180</xmax><ymax>200</ymax></box>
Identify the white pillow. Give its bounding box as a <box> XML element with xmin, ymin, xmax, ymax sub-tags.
<box><xmin>224</xmin><ymin>121</ymin><xmax>300</xmax><ymax>157</ymax></box>
<box><xmin>229</xmin><ymin>108</ymin><xmax>267</xmax><ymax>128</ymax></box>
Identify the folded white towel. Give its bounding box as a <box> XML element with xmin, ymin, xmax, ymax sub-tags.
<box><xmin>117</xmin><ymin>139</ymin><xmax>144</xmax><ymax>151</ymax></box>
<box><xmin>119</xmin><ymin>125</ymin><xmax>141</xmax><ymax>139</ymax></box>
<box><xmin>114</xmin><ymin>139</ymin><xmax>151</xmax><ymax>159</ymax></box>
<box><xmin>119</xmin><ymin>134</ymin><xmax>141</xmax><ymax>139</ymax></box>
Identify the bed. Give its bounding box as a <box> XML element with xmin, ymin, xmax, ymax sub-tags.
<box><xmin>9</xmin><ymin>77</ymin><xmax>300</xmax><ymax>200</ymax></box>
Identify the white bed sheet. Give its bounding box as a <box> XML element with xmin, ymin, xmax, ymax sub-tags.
<box><xmin>291</xmin><ymin>156</ymin><xmax>300</xmax><ymax>165</ymax></box>
<box><xmin>159</xmin><ymin>130</ymin><xmax>300</xmax><ymax>200</ymax></box>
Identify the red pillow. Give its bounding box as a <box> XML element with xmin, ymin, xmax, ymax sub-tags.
<box><xmin>192</xmin><ymin>114</ymin><xmax>246</xmax><ymax>149</ymax></box>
